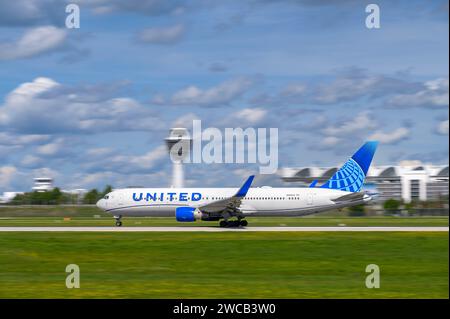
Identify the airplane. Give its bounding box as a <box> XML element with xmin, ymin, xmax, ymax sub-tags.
<box><xmin>96</xmin><ymin>141</ymin><xmax>378</xmax><ymax>227</ymax></box>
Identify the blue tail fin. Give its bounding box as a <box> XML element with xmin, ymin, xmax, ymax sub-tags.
<box><xmin>320</xmin><ymin>141</ymin><xmax>378</xmax><ymax>192</ymax></box>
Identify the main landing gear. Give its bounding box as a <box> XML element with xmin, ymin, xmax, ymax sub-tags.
<box><xmin>219</xmin><ymin>219</ymin><xmax>248</xmax><ymax>228</ymax></box>
<box><xmin>114</xmin><ymin>215</ymin><xmax>122</xmax><ymax>227</ymax></box>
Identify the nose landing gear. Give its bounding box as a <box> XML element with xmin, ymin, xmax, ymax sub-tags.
<box><xmin>114</xmin><ymin>215</ymin><xmax>122</xmax><ymax>227</ymax></box>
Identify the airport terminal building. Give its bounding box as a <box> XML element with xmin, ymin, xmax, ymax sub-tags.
<box><xmin>281</xmin><ymin>162</ymin><xmax>449</xmax><ymax>203</ymax></box>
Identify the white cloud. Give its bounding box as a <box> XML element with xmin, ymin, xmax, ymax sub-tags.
<box><xmin>130</xmin><ymin>145</ymin><xmax>168</xmax><ymax>167</ymax></box>
<box><xmin>71</xmin><ymin>169</ymin><xmax>171</xmax><ymax>190</ymax></box>
<box><xmin>169</xmin><ymin>77</ymin><xmax>254</xmax><ymax>106</ymax></box>
<box><xmin>86</xmin><ymin>148</ymin><xmax>115</xmax><ymax>157</ymax></box>
<box><xmin>323</xmin><ymin>111</ymin><xmax>377</xmax><ymax>136</ymax></box>
<box><xmin>17</xmin><ymin>136</ymin><xmax>78</xmax><ymax>168</ymax></box>
<box><xmin>20</xmin><ymin>155</ymin><xmax>44</xmax><ymax>167</ymax></box>
<box><xmin>252</xmin><ymin>70</ymin><xmax>430</xmax><ymax>108</ymax></box>
<box><xmin>316</xmin><ymin>76</ymin><xmax>379</xmax><ymax>104</ymax></box>
<box><xmin>0</xmin><ymin>132</ymin><xmax>50</xmax><ymax>146</ymax></box>
<box><xmin>307</xmin><ymin>136</ymin><xmax>344</xmax><ymax>152</ymax></box>
<box><xmin>436</xmin><ymin>119</ymin><xmax>449</xmax><ymax>135</ymax></box>
<box><xmin>79</xmin><ymin>0</ymin><xmax>183</xmax><ymax>16</ymax></box>
<box><xmin>31</xmin><ymin>167</ymin><xmax>59</xmax><ymax>180</ymax></box>
<box><xmin>387</xmin><ymin>78</ymin><xmax>449</xmax><ymax>108</ymax></box>
<box><xmin>36</xmin><ymin>138</ymin><xmax>65</xmax><ymax>156</ymax></box>
<box><xmin>312</xmin><ymin>68</ymin><xmax>420</xmax><ymax>105</ymax></box>
<box><xmin>280</xmin><ymin>83</ymin><xmax>307</xmax><ymax>97</ymax></box>
<box><xmin>232</xmin><ymin>108</ymin><xmax>267</xmax><ymax>125</ymax></box>
<box><xmin>83</xmin><ymin>145</ymin><xmax>169</xmax><ymax>175</ymax></box>
<box><xmin>138</xmin><ymin>24</ymin><xmax>185</xmax><ymax>44</ymax></box>
<box><xmin>171</xmin><ymin>113</ymin><xmax>200</xmax><ymax>129</ymax></box>
<box><xmin>0</xmin><ymin>0</ymin><xmax>63</xmax><ymax>26</ymax></box>
<box><xmin>0</xmin><ymin>1</ymin><xmax>185</xmax><ymax>26</ymax></box>
<box><xmin>369</xmin><ymin>127</ymin><xmax>410</xmax><ymax>144</ymax></box>
<box><xmin>0</xmin><ymin>77</ymin><xmax>165</xmax><ymax>134</ymax></box>
<box><xmin>321</xmin><ymin>136</ymin><xmax>341</xmax><ymax>146</ymax></box>
<box><xmin>0</xmin><ymin>26</ymin><xmax>67</xmax><ymax>60</ymax></box>
<box><xmin>213</xmin><ymin>107</ymin><xmax>268</xmax><ymax>128</ymax></box>
<box><xmin>0</xmin><ymin>166</ymin><xmax>18</xmax><ymax>188</ymax></box>
<box><xmin>76</xmin><ymin>171</ymin><xmax>116</xmax><ymax>188</ymax></box>
<box><xmin>0</xmin><ymin>145</ymin><xmax>20</xmax><ymax>159</ymax></box>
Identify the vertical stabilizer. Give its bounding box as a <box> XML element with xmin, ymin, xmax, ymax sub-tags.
<box><xmin>320</xmin><ymin>141</ymin><xmax>378</xmax><ymax>192</ymax></box>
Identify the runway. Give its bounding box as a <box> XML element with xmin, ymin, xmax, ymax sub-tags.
<box><xmin>0</xmin><ymin>226</ymin><xmax>448</xmax><ymax>232</ymax></box>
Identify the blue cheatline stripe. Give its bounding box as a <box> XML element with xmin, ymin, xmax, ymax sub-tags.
<box><xmin>106</xmin><ymin>203</ymin><xmax>187</xmax><ymax>212</ymax></box>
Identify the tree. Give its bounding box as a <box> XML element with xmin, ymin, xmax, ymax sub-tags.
<box><xmin>11</xmin><ymin>193</ymin><xmax>28</xmax><ymax>205</ymax></box>
<box><xmin>9</xmin><ymin>186</ymin><xmax>113</xmax><ymax>205</ymax></box>
<box><xmin>404</xmin><ymin>202</ymin><xmax>415</xmax><ymax>216</ymax></box>
<box><xmin>83</xmin><ymin>189</ymin><xmax>100</xmax><ymax>204</ymax></box>
<box><xmin>348</xmin><ymin>204</ymin><xmax>366</xmax><ymax>217</ymax></box>
<box><xmin>50</xmin><ymin>187</ymin><xmax>63</xmax><ymax>204</ymax></box>
<box><xmin>101</xmin><ymin>185</ymin><xmax>113</xmax><ymax>198</ymax></box>
<box><xmin>383</xmin><ymin>198</ymin><xmax>401</xmax><ymax>215</ymax></box>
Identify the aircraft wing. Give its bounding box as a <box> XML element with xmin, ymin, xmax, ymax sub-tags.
<box><xmin>198</xmin><ymin>175</ymin><xmax>254</xmax><ymax>214</ymax></box>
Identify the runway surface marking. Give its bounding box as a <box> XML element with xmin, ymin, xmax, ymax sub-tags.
<box><xmin>0</xmin><ymin>227</ymin><xmax>448</xmax><ymax>232</ymax></box>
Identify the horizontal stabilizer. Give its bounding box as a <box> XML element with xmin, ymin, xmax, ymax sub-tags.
<box><xmin>332</xmin><ymin>192</ymin><xmax>372</xmax><ymax>204</ymax></box>
<box><xmin>309</xmin><ymin>180</ymin><xmax>318</xmax><ymax>188</ymax></box>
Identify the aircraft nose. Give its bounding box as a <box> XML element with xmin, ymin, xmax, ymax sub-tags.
<box><xmin>96</xmin><ymin>199</ymin><xmax>106</xmax><ymax>210</ymax></box>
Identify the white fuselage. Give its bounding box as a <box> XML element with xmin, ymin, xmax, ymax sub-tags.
<box><xmin>97</xmin><ymin>187</ymin><xmax>369</xmax><ymax>217</ymax></box>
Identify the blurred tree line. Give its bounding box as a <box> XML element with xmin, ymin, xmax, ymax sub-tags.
<box><xmin>6</xmin><ymin>187</ymin><xmax>448</xmax><ymax>216</ymax></box>
<box><xmin>383</xmin><ymin>195</ymin><xmax>449</xmax><ymax>216</ymax></box>
<box><xmin>345</xmin><ymin>195</ymin><xmax>448</xmax><ymax>217</ymax></box>
<box><xmin>83</xmin><ymin>185</ymin><xmax>113</xmax><ymax>204</ymax></box>
<box><xmin>9</xmin><ymin>185</ymin><xmax>113</xmax><ymax>205</ymax></box>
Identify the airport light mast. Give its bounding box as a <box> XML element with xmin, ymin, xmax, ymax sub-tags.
<box><xmin>165</xmin><ymin>128</ymin><xmax>192</xmax><ymax>188</ymax></box>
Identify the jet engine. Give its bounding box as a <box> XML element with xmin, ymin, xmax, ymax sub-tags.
<box><xmin>175</xmin><ymin>207</ymin><xmax>203</xmax><ymax>222</ymax></box>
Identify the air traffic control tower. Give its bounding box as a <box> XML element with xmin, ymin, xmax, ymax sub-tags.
<box><xmin>165</xmin><ymin>128</ymin><xmax>192</xmax><ymax>188</ymax></box>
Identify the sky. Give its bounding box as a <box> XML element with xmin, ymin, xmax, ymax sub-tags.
<box><xmin>0</xmin><ymin>0</ymin><xmax>448</xmax><ymax>192</ymax></box>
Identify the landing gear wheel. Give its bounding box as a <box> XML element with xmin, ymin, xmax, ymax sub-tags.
<box><xmin>240</xmin><ymin>220</ymin><xmax>248</xmax><ymax>227</ymax></box>
<box><xmin>223</xmin><ymin>220</ymin><xmax>238</xmax><ymax>227</ymax></box>
<box><xmin>219</xmin><ymin>220</ymin><xmax>227</xmax><ymax>228</ymax></box>
<box><xmin>114</xmin><ymin>215</ymin><xmax>123</xmax><ymax>227</ymax></box>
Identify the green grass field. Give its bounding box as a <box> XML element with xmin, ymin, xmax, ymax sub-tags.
<box><xmin>0</xmin><ymin>216</ymin><xmax>447</xmax><ymax>227</ymax></box>
<box><xmin>0</xmin><ymin>205</ymin><xmax>106</xmax><ymax>217</ymax></box>
<box><xmin>1</xmin><ymin>205</ymin><xmax>447</xmax><ymax>227</ymax></box>
<box><xmin>0</xmin><ymin>232</ymin><xmax>447</xmax><ymax>298</ymax></box>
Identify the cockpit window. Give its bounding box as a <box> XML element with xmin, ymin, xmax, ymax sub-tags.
<box><xmin>104</xmin><ymin>195</ymin><xmax>109</xmax><ymax>199</ymax></box>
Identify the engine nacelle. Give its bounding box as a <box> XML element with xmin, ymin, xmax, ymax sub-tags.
<box><xmin>175</xmin><ymin>207</ymin><xmax>203</xmax><ymax>222</ymax></box>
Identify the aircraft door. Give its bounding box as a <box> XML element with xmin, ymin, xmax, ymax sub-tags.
<box><xmin>307</xmin><ymin>192</ymin><xmax>315</xmax><ymax>206</ymax></box>
<box><xmin>117</xmin><ymin>193</ymin><xmax>124</xmax><ymax>206</ymax></box>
